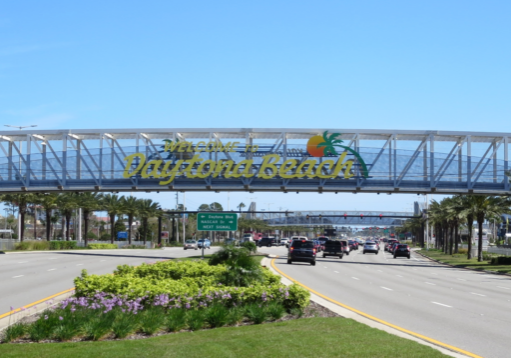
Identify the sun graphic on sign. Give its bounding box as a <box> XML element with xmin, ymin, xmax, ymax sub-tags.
<box><xmin>306</xmin><ymin>131</ymin><xmax>369</xmax><ymax>178</ymax></box>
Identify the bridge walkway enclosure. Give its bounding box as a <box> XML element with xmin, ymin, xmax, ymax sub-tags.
<box><xmin>0</xmin><ymin>128</ymin><xmax>509</xmax><ymax>194</ymax></box>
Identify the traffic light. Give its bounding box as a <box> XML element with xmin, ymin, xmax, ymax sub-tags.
<box><xmin>319</xmin><ymin>215</ymin><xmax>322</xmax><ymax>219</ymax></box>
<box><xmin>379</xmin><ymin>214</ymin><xmax>383</xmax><ymax>220</ymax></box>
<box><xmin>360</xmin><ymin>214</ymin><xmax>364</xmax><ymax>219</ymax></box>
<box><xmin>344</xmin><ymin>213</ymin><xmax>347</xmax><ymax>220</ymax></box>
<box><xmin>306</xmin><ymin>215</ymin><xmax>310</xmax><ymax>219</ymax></box>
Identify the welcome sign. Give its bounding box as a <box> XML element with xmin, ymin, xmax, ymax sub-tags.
<box><xmin>122</xmin><ymin>131</ymin><xmax>369</xmax><ymax>185</ymax></box>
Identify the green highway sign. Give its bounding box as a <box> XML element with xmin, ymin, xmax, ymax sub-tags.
<box><xmin>197</xmin><ymin>213</ymin><xmax>238</xmax><ymax>231</ymax></box>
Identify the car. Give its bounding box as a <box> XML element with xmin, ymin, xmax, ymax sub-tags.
<box><xmin>385</xmin><ymin>239</ymin><xmax>398</xmax><ymax>251</ymax></box>
<box><xmin>197</xmin><ymin>239</ymin><xmax>211</xmax><ymax>249</ymax></box>
<box><xmin>389</xmin><ymin>242</ymin><xmax>400</xmax><ymax>254</ymax></box>
<box><xmin>288</xmin><ymin>239</ymin><xmax>316</xmax><ymax>265</ymax></box>
<box><xmin>317</xmin><ymin>236</ymin><xmax>329</xmax><ymax>250</ymax></box>
<box><xmin>183</xmin><ymin>239</ymin><xmax>198</xmax><ymax>250</ymax></box>
<box><xmin>340</xmin><ymin>239</ymin><xmax>350</xmax><ymax>255</ymax></box>
<box><xmin>348</xmin><ymin>240</ymin><xmax>358</xmax><ymax>251</ymax></box>
<box><xmin>280</xmin><ymin>238</ymin><xmax>290</xmax><ymax>246</ymax></box>
<box><xmin>224</xmin><ymin>238</ymin><xmax>239</xmax><ymax>246</ymax></box>
<box><xmin>394</xmin><ymin>244</ymin><xmax>411</xmax><ymax>259</ymax></box>
<box><xmin>287</xmin><ymin>236</ymin><xmax>308</xmax><ymax>248</ymax></box>
<box><xmin>363</xmin><ymin>241</ymin><xmax>378</xmax><ymax>254</ymax></box>
<box><xmin>310</xmin><ymin>239</ymin><xmax>322</xmax><ymax>252</ymax></box>
<box><xmin>322</xmin><ymin>240</ymin><xmax>343</xmax><ymax>259</ymax></box>
<box><xmin>258</xmin><ymin>237</ymin><xmax>276</xmax><ymax>247</ymax></box>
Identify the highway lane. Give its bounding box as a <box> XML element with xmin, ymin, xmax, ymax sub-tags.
<box><xmin>266</xmin><ymin>245</ymin><xmax>511</xmax><ymax>358</ymax></box>
<box><xmin>0</xmin><ymin>247</ymin><xmax>218</xmax><ymax>315</ymax></box>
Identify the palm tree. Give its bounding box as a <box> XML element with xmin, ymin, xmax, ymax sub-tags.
<box><xmin>237</xmin><ymin>202</ymin><xmax>246</xmax><ymax>212</ymax></box>
<box><xmin>57</xmin><ymin>193</ymin><xmax>78</xmax><ymax>241</ymax></box>
<box><xmin>463</xmin><ymin>196</ymin><xmax>511</xmax><ymax>262</ymax></box>
<box><xmin>138</xmin><ymin>199</ymin><xmax>161</xmax><ymax>244</ymax></box>
<box><xmin>76</xmin><ymin>192</ymin><xmax>103</xmax><ymax>247</ymax></box>
<box><xmin>2</xmin><ymin>193</ymin><xmax>36</xmax><ymax>242</ymax></box>
<box><xmin>102</xmin><ymin>194</ymin><xmax>124</xmax><ymax>244</ymax></box>
<box><xmin>34</xmin><ymin>193</ymin><xmax>59</xmax><ymax>241</ymax></box>
<box><xmin>121</xmin><ymin>196</ymin><xmax>139</xmax><ymax>245</ymax></box>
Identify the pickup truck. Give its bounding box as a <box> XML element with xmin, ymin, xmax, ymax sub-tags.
<box><xmin>322</xmin><ymin>240</ymin><xmax>344</xmax><ymax>259</ymax></box>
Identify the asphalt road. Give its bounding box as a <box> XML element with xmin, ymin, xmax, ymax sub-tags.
<box><xmin>0</xmin><ymin>247</ymin><xmax>218</xmax><ymax>316</ymax></box>
<box><xmin>265</xmin><ymin>245</ymin><xmax>511</xmax><ymax>358</ymax></box>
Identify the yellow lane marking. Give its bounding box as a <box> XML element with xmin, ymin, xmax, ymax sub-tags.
<box><xmin>271</xmin><ymin>258</ymin><xmax>482</xmax><ymax>358</ymax></box>
<box><xmin>0</xmin><ymin>288</ymin><xmax>75</xmax><ymax>320</ymax></box>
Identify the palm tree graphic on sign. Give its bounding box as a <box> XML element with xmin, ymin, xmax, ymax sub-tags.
<box><xmin>307</xmin><ymin>131</ymin><xmax>369</xmax><ymax>178</ymax></box>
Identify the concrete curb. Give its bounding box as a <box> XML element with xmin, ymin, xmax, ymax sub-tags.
<box><xmin>262</xmin><ymin>257</ymin><xmax>470</xmax><ymax>358</ymax></box>
<box><xmin>415</xmin><ymin>250</ymin><xmax>511</xmax><ymax>277</ymax></box>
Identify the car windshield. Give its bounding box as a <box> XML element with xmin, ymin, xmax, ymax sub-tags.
<box><xmin>185</xmin><ymin>240</ymin><xmax>196</xmax><ymax>243</ymax></box>
<box><xmin>365</xmin><ymin>241</ymin><xmax>375</xmax><ymax>245</ymax></box>
<box><xmin>398</xmin><ymin>244</ymin><xmax>408</xmax><ymax>248</ymax></box>
<box><xmin>291</xmin><ymin>241</ymin><xmax>314</xmax><ymax>249</ymax></box>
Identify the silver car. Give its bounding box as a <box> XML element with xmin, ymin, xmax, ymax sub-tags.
<box><xmin>183</xmin><ymin>240</ymin><xmax>198</xmax><ymax>250</ymax></box>
<box><xmin>363</xmin><ymin>241</ymin><xmax>379</xmax><ymax>254</ymax></box>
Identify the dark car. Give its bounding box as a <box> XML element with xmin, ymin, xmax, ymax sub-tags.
<box><xmin>317</xmin><ymin>236</ymin><xmax>329</xmax><ymax>250</ymax></box>
<box><xmin>348</xmin><ymin>240</ymin><xmax>358</xmax><ymax>251</ymax></box>
<box><xmin>288</xmin><ymin>240</ymin><xmax>316</xmax><ymax>266</ymax></box>
<box><xmin>322</xmin><ymin>240</ymin><xmax>343</xmax><ymax>259</ymax></box>
<box><xmin>385</xmin><ymin>239</ymin><xmax>398</xmax><ymax>251</ymax></box>
<box><xmin>310</xmin><ymin>239</ymin><xmax>322</xmax><ymax>252</ymax></box>
<box><xmin>258</xmin><ymin>237</ymin><xmax>276</xmax><ymax>247</ymax></box>
<box><xmin>389</xmin><ymin>242</ymin><xmax>400</xmax><ymax>254</ymax></box>
<box><xmin>394</xmin><ymin>244</ymin><xmax>411</xmax><ymax>259</ymax></box>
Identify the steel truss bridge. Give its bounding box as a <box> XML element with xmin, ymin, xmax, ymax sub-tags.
<box><xmin>0</xmin><ymin>128</ymin><xmax>510</xmax><ymax>194</ymax></box>
<box><xmin>260</xmin><ymin>211</ymin><xmax>416</xmax><ymax>227</ymax></box>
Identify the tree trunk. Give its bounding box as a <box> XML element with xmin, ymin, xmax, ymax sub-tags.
<box><xmin>83</xmin><ymin>211</ymin><xmax>89</xmax><ymax>247</ymax></box>
<box><xmin>19</xmin><ymin>206</ymin><xmax>26</xmax><ymax>242</ymax></box>
<box><xmin>45</xmin><ymin>209</ymin><xmax>51</xmax><ymax>241</ymax></box>
<box><xmin>110</xmin><ymin>213</ymin><xmax>116</xmax><ymax>244</ymax></box>
<box><xmin>454</xmin><ymin>223</ymin><xmax>459</xmax><ymax>254</ymax></box>
<box><xmin>128</xmin><ymin>215</ymin><xmax>133</xmax><ymax>244</ymax></box>
<box><xmin>467</xmin><ymin>219</ymin><xmax>473</xmax><ymax>260</ymax></box>
<box><xmin>477</xmin><ymin>217</ymin><xmax>484</xmax><ymax>262</ymax></box>
<box><xmin>449</xmin><ymin>225</ymin><xmax>454</xmax><ymax>255</ymax></box>
<box><xmin>65</xmin><ymin>213</ymin><xmax>71</xmax><ymax>241</ymax></box>
<box><xmin>143</xmin><ymin>218</ymin><xmax>147</xmax><ymax>245</ymax></box>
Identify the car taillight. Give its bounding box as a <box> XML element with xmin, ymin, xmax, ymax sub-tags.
<box><xmin>407</xmin><ymin>246</ymin><xmax>410</xmax><ymax>250</ymax></box>
<box><xmin>290</xmin><ymin>247</ymin><xmax>294</xmax><ymax>251</ymax></box>
<box><xmin>313</xmin><ymin>248</ymin><xmax>317</xmax><ymax>254</ymax></box>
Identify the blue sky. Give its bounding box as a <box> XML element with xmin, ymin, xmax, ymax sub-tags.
<box><xmin>1</xmin><ymin>1</ymin><xmax>510</xmax><ymax>214</ymax></box>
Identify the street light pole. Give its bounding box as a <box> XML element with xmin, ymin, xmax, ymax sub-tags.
<box><xmin>4</xmin><ymin>124</ymin><xmax>37</xmax><ymax>241</ymax></box>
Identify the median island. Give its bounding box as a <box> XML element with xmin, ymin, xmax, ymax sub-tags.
<box><xmin>0</xmin><ymin>245</ymin><xmax>449</xmax><ymax>357</ymax></box>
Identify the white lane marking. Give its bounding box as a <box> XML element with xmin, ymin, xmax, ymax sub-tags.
<box><xmin>376</xmin><ymin>270</ymin><xmax>383</xmax><ymax>272</ymax></box>
<box><xmin>431</xmin><ymin>302</ymin><xmax>452</xmax><ymax>308</ymax></box>
<box><xmin>12</xmin><ymin>275</ymin><xmax>24</xmax><ymax>278</ymax></box>
<box><xmin>412</xmin><ymin>268</ymin><xmax>417</xmax><ymax>271</ymax></box>
<box><xmin>17</xmin><ymin>261</ymin><xmax>28</xmax><ymax>263</ymax></box>
<box><xmin>425</xmin><ymin>282</ymin><xmax>436</xmax><ymax>285</ymax></box>
<box><xmin>334</xmin><ymin>271</ymin><xmax>339</xmax><ymax>273</ymax></box>
<box><xmin>323</xmin><ymin>266</ymin><xmax>328</xmax><ymax>268</ymax></box>
<box><xmin>76</xmin><ymin>264</ymin><xmax>84</xmax><ymax>266</ymax></box>
<box><xmin>471</xmin><ymin>292</ymin><xmax>486</xmax><ymax>297</ymax></box>
<box><xmin>430</xmin><ymin>273</ymin><xmax>438</xmax><ymax>275</ymax></box>
<box><xmin>48</xmin><ymin>258</ymin><xmax>57</xmax><ymax>260</ymax></box>
<box><xmin>457</xmin><ymin>278</ymin><xmax>466</xmax><ymax>281</ymax></box>
<box><xmin>380</xmin><ymin>286</ymin><xmax>393</xmax><ymax>291</ymax></box>
<box><xmin>497</xmin><ymin>286</ymin><xmax>510</xmax><ymax>290</ymax></box>
<box><xmin>100</xmin><ymin>260</ymin><xmax>106</xmax><ymax>262</ymax></box>
<box><xmin>352</xmin><ymin>277</ymin><xmax>359</xmax><ymax>280</ymax></box>
<box><xmin>395</xmin><ymin>275</ymin><xmax>403</xmax><ymax>277</ymax></box>
<box><xmin>47</xmin><ymin>269</ymin><xmax>56</xmax><ymax>271</ymax></box>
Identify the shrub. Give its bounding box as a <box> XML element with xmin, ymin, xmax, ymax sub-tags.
<box><xmin>2</xmin><ymin>322</ymin><xmax>27</xmax><ymax>342</ymax></box>
<box><xmin>187</xmin><ymin>310</ymin><xmax>206</xmax><ymax>331</ymax></box>
<box><xmin>226</xmin><ymin>306</ymin><xmax>244</xmax><ymax>326</ymax></box>
<box><xmin>32</xmin><ymin>241</ymin><xmax>50</xmax><ymax>250</ymax></box>
<box><xmin>112</xmin><ymin>313</ymin><xmax>139</xmax><ymax>339</ymax></box>
<box><xmin>138</xmin><ymin>307</ymin><xmax>165</xmax><ymax>335</ymax></box>
<box><xmin>49</xmin><ymin>241</ymin><xmax>77</xmax><ymax>250</ymax></box>
<box><xmin>14</xmin><ymin>242</ymin><xmax>30</xmax><ymax>250</ymax></box>
<box><xmin>266</xmin><ymin>302</ymin><xmax>286</xmax><ymax>321</ymax></box>
<box><xmin>205</xmin><ymin>304</ymin><xmax>230</xmax><ymax>328</ymax></box>
<box><xmin>122</xmin><ymin>245</ymin><xmax>147</xmax><ymax>249</ymax></box>
<box><xmin>88</xmin><ymin>243</ymin><xmax>117</xmax><ymax>249</ymax></box>
<box><xmin>240</xmin><ymin>241</ymin><xmax>257</xmax><ymax>253</ymax></box>
<box><xmin>209</xmin><ymin>246</ymin><xmax>263</xmax><ymax>286</ymax></box>
<box><xmin>457</xmin><ymin>248</ymin><xmax>468</xmax><ymax>255</ymax></box>
<box><xmin>244</xmin><ymin>303</ymin><xmax>267</xmax><ymax>324</ymax></box>
<box><xmin>165</xmin><ymin>308</ymin><xmax>187</xmax><ymax>332</ymax></box>
<box><xmin>491</xmin><ymin>256</ymin><xmax>511</xmax><ymax>265</ymax></box>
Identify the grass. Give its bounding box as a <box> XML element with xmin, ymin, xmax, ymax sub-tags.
<box><xmin>0</xmin><ymin>317</ymin><xmax>449</xmax><ymax>358</ymax></box>
<box><xmin>177</xmin><ymin>254</ymin><xmax>266</xmax><ymax>264</ymax></box>
<box><xmin>419</xmin><ymin>249</ymin><xmax>511</xmax><ymax>274</ymax></box>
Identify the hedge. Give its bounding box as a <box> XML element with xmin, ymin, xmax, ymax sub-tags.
<box><xmin>88</xmin><ymin>243</ymin><xmax>118</xmax><ymax>249</ymax></box>
<box><xmin>490</xmin><ymin>256</ymin><xmax>511</xmax><ymax>265</ymax></box>
<box><xmin>14</xmin><ymin>240</ymin><xmax>77</xmax><ymax>251</ymax></box>
<box><xmin>49</xmin><ymin>241</ymin><xmax>77</xmax><ymax>250</ymax></box>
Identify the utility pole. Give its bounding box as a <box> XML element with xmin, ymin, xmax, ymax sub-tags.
<box><xmin>182</xmin><ymin>192</ymin><xmax>186</xmax><ymax>243</ymax></box>
<box><xmin>176</xmin><ymin>193</ymin><xmax>179</xmax><ymax>243</ymax></box>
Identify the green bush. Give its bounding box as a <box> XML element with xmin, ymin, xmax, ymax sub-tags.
<box><xmin>14</xmin><ymin>242</ymin><xmax>30</xmax><ymax>250</ymax></box>
<box><xmin>490</xmin><ymin>256</ymin><xmax>511</xmax><ymax>265</ymax></box>
<box><xmin>209</xmin><ymin>246</ymin><xmax>263</xmax><ymax>286</ymax></box>
<box><xmin>241</xmin><ymin>241</ymin><xmax>257</xmax><ymax>253</ymax></box>
<box><xmin>457</xmin><ymin>248</ymin><xmax>468</xmax><ymax>255</ymax></box>
<box><xmin>49</xmin><ymin>241</ymin><xmax>77</xmax><ymax>250</ymax></box>
<box><xmin>122</xmin><ymin>245</ymin><xmax>147</xmax><ymax>249</ymax></box>
<box><xmin>88</xmin><ymin>243</ymin><xmax>117</xmax><ymax>249</ymax></box>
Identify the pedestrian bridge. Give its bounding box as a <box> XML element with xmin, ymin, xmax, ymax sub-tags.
<box><xmin>260</xmin><ymin>211</ymin><xmax>415</xmax><ymax>227</ymax></box>
<box><xmin>0</xmin><ymin>128</ymin><xmax>509</xmax><ymax>194</ymax></box>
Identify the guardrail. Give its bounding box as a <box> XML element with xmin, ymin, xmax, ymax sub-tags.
<box><xmin>0</xmin><ymin>239</ymin><xmax>16</xmax><ymax>251</ymax></box>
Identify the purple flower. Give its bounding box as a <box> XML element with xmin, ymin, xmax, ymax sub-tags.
<box><xmin>44</xmin><ymin>315</ymin><xmax>48</xmax><ymax>320</ymax></box>
<box><xmin>185</xmin><ymin>303</ymin><xmax>190</xmax><ymax>309</ymax></box>
<box><xmin>59</xmin><ymin>316</ymin><xmax>63</xmax><ymax>321</ymax></box>
<box><xmin>21</xmin><ymin>307</ymin><xmax>26</xmax><ymax>311</ymax></box>
<box><xmin>10</xmin><ymin>306</ymin><xmax>14</xmax><ymax>311</ymax></box>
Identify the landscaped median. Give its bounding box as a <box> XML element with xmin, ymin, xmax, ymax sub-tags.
<box><xmin>0</xmin><ymin>246</ymin><xmax>450</xmax><ymax>358</ymax></box>
<box><xmin>417</xmin><ymin>248</ymin><xmax>511</xmax><ymax>275</ymax></box>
